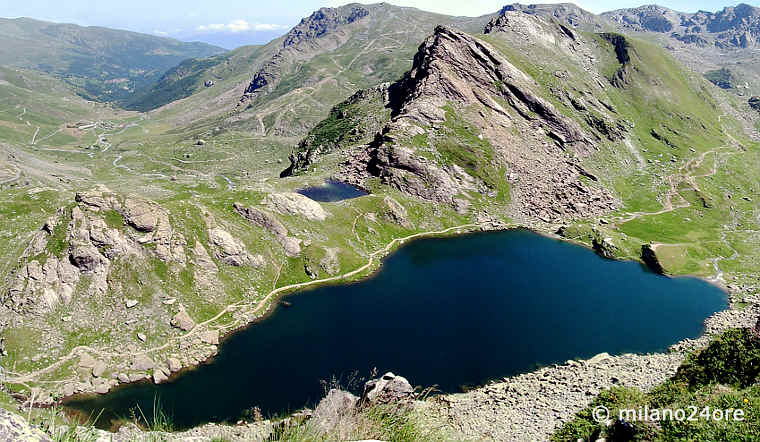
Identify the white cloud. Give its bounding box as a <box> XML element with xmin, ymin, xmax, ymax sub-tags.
<box><xmin>153</xmin><ymin>30</ymin><xmax>168</xmax><ymax>36</ymax></box>
<box><xmin>197</xmin><ymin>19</ymin><xmax>289</xmax><ymax>33</ymax></box>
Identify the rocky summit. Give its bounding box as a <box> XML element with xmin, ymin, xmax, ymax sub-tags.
<box><xmin>2</xmin><ymin>1</ymin><xmax>760</xmax><ymax>441</ymax></box>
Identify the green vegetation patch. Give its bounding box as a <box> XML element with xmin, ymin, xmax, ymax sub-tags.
<box><xmin>554</xmin><ymin>329</ymin><xmax>760</xmax><ymax>441</ymax></box>
<box><xmin>437</xmin><ymin>105</ymin><xmax>510</xmax><ymax>202</ymax></box>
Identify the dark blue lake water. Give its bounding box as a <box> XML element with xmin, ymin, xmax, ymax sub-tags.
<box><xmin>296</xmin><ymin>180</ymin><xmax>367</xmax><ymax>202</ymax></box>
<box><xmin>66</xmin><ymin>229</ymin><xmax>726</xmax><ymax>429</ymax></box>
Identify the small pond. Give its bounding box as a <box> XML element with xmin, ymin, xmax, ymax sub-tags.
<box><xmin>296</xmin><ymin>180</ymin><xmax>367</xmax><ymax>202</ymax></box>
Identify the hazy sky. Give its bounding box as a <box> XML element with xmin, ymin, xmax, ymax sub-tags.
<box><xmin>2</xmin><ymin>0</ymin><xmax>757</xmax><ymax>47</ymax></box>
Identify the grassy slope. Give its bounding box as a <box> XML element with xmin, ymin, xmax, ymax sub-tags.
<box><xmin>0</xmin><ymin>17</ymin><xmax>225</xmax><ymax>103</ymax></box>
<box><xmin>124</xmin><ymin>44</ymin><xmax>267</xmax><ymax>112</ymax></box>
<box><xmin>483</xmin><ymin>27</ymin><xmax>759</xmax><ymax>278</ymax></box>
<box><xmin>145</xmin><ymin>4</ymin><xmax>495</xmax><ymax>137</ymax></box>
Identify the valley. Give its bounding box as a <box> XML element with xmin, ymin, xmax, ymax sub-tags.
<box><xmin>1</xmin><ymin>2</ymin><xmax>760</xmax><ymax>441</ymax></box>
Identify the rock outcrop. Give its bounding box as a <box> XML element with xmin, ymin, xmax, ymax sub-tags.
<box><xmin>233</xmin><ymin>202</ymin><xmax>302</xmax><ymax>257</ymax></box>
<box><xmin>282</xmin><ymin>6</ymin><xmax>370</xmax><ymax>48</ymax></box>
<box><xmin>208</xmin><ymin>227</ymin><xmax>260</xmax><ymax>267</ymax></box>
<box><xmin>641</xmin><ymin>243</ymin><xmax>666</xmax><ymax>274</ymax></box>
<box><xmin>381</xmin><ymin>196</ymin><xmax>413</xmax><ymax>229</ymax></box>
<box><xmin>359</xmin><ymin>372</ymin><xmax>415</xmax><ymax>406</ymax></box>
<box><xmin>2</xmin><ymin>188</ymin><xmax>191</xmax><ymax>316</ymax></box>
<box><xmin>0</xmin><ymin>408</ymin><xmax>51</xmax><ymax>441</ymax></box>
<box><xmin>264</xmin><ymin>193</ymin><xmax>329</xmax><ymax>221</ymax></box>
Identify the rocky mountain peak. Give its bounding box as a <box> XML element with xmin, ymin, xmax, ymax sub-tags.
<box><xmin>282</xmin><ymin>5</ymin><xmax>370</xmax><ymax>48</ymax></box>
<box><xmin>603</xmin><ymin>3</ymin><xmax>760</xmax><ymax>48</ymax></box>
<box><xmin>496</xmin><ymin>3</ymin><xmax>601</xmax><ymax>29</ymax></box>
<box><xmin>241</xmin><ymin>4</ymin><xmax>371</xmax><ymax>103</ymax></box>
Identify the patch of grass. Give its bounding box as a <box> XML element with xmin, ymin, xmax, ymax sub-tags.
<box><xmin>103</xmin><ymin>209</ymin><xmax>124</xmax><ymax>229</ymax></box>
<box><xmin>437</xmin><ymin>105</ymin><xmax>510</xmax><ymax>202</ymax></box>
<box><xmin>270</xmin><ymin>402</ymin><xmax>452</xmax><ymax>442</ymax></box>
<box><xmin>134</xmin><ymin>396</ymin><xmax>174</xmax><ymax>433</ymax></box>
<box><xmin>554</xmin><ymin>329</ymin><xmax>760</xmax><ymax>441</ymax></box>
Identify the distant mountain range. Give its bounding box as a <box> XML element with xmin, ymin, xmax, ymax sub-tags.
<box><xmin>0</xmin><ymin>17</ymin><xmax>225</xmax><ymax>103</ymax></box>
<box><xmin>3</xmin><ymin>3</ymin><xmax>760</xmax><ymax>117</ymax></box>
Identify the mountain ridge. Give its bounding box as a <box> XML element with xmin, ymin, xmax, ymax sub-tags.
<box><xmin>0</xmin><ymin>17</ymin><xmax>226</xmax><ymax>103</ymax></box>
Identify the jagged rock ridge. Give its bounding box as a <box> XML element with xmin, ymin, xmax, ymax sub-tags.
<box><xmin>282</xmin><ymin>5</ymin><xmax>370</xmax><ymax>48</ymax></box>
<box><xmin>241</xmin><ymin>5</ymin><xmax>370</xmax><ymax>101</ymax></box>
<box><xmin>603</xmin><ymin>3</ymin><xmax>760</xmax><ymax>49</ymax></box>
<box><xmin>288</xmin><ymin>19</ymin><xmax>621</xmax><ymax>222</ymax></box>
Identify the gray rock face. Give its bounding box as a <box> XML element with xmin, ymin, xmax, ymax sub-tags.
<box><xmin>208</xmin><ymin>227</ymin><xmax>254</xmax><ymax>267</ymax></box>
<box><xmin>171</xmin><ymin>308</ymin><xmax>196</xmax><ymax>331</ymax></box>
<box><xmin>0</xmin><ymin>408</ymin><xmax>51</xmax><ymax>441</ymax></box>
<box><xmin>233</xmin><ymin>203</ymin><xmax>285</xmax><ymax>235</ymax></box>
<box><xmin>242</xmin><ymin>5</ymin><xmax>369</xmax><ymax>102</ymax></box>
<box><xmin>313</xmin><ymin>388</ymin><xmax>359</xmax><ymax>430</ymax></box>
<box><xmin>264</xmin><ymin>193</ymin><xmax>329</xmax><ymax>221</ymax></box>
<box><xmin>603</xmin><ymin>4</ymin><xmax>760</xmax><ymax>49</ymax></box>
<box><xmin>360</xmin><ymin>372</ymin><xmax>414</xmax><ymax>406</ymax></box>
<box><xmin>496</xmin><ymin>3</ymin><xmax>602</xmax><ymax>29</ymax></box>
<box><xmin>233</xmin><ymin>202</ymin><xmax>302</xmax><ymax>257</ymax></box>
<box><xmin>282</xmin><ymin>6</ymin><xmax>369</xmax><ymax>48</ymax></box>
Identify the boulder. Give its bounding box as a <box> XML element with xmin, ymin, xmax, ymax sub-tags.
<box><xmin>132</xmin><ymin>355</ymin><xmax>154</xmax><ymax>371</ymax></box>
<box><xmin>313</xmin><ymin>389</ymin><xmax>359</xmax><ymax>430</ymax></box>
<box><xmin>171</xmin><ymin>308</ymin><xmax>196</xmax><ymax>331</ymax></box>
<box><xmin>360</xmin><ymin>372</ymin><xmax>414</xmax><ymax>406</ymax></box>
<box><xmin>153</xmin><ymin>366</ymin><xmax>171</xmax><ymax>384</ymax></box>
<box><xmin>264</xmin><ymin>193</ymin><xmax>329</xmax><ymax>221</ymax></box>
<box><xmin>280</xmin><ymin>236</ymin><xmax>302</xmax><ymax>257</ymax></box>
<box><xmin>91</xmin><ymin>361</ymin><xmax>107</xmax><ymax>378</ymax></box>
<box><xmin>167</xmin><ymin>357</ymin><xmax>182</xmax><ymax>372</ymax></box>
<box><xmin>69</xmin><ymin>244</ymin><xmax>107</xmax><ymax>272</ymax></box>
<box><xmin>209</xmin><ymin>227</ymin><xmax>251</xmax><ymax>266</ymax></box>
<box><xmin>381</xmin><ymin>197</ymin><xmax>413</xmax><ymax>229</ymax></box>
<box><xmin>122</xmin><ymin>198</ymin><xmax>159</xmax><ymax>232</ymax></box>
<box><xmin>200</xmin><ymin>329</ymin><xmax>220</xmax><ymax>345</ymax></box>
<box><xmin>78</xmin><ymin>353</ymin><xmax>97</xmax><ymax>369</ymax></box>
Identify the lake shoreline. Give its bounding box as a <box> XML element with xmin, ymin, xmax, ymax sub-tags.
<box><xmin>57</xmin><ymin>219</ymin><xmax>735</xmax><ymax>433</ymax></box>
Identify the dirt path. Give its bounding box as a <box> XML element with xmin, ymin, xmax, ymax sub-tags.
<box><xmin>615</xmin><ymin>146</ymin><xmax>727</xmax><ymax>223</ymax></box>
<box><xmin>3</xmin><ymin>222</ymin><xmax>482</xmax><ymax>385</ymax></box>
<box><xmin>30</xmin><ymin>127</ymin><xmax>40</xmax><ymax>145</ymax></box>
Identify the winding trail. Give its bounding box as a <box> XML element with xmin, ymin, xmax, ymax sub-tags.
<box><xmin>30</xmin><ymin>127</ymin><xmax>39</xmax><ymax>145</ymax></box>
<box><xmin>615</xmin><ymin>146</ymin><xmax>728</xmax><ymax>223</ymax></box>
<box><xmin>3</xmin><ymin>222</ymin><xmax>481</xmax><ymax>385</ymax></box>
<box><xmin>611</xmin><ymin>143</ymin><xmax>741</xmax><ymax>281</ymax></box>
